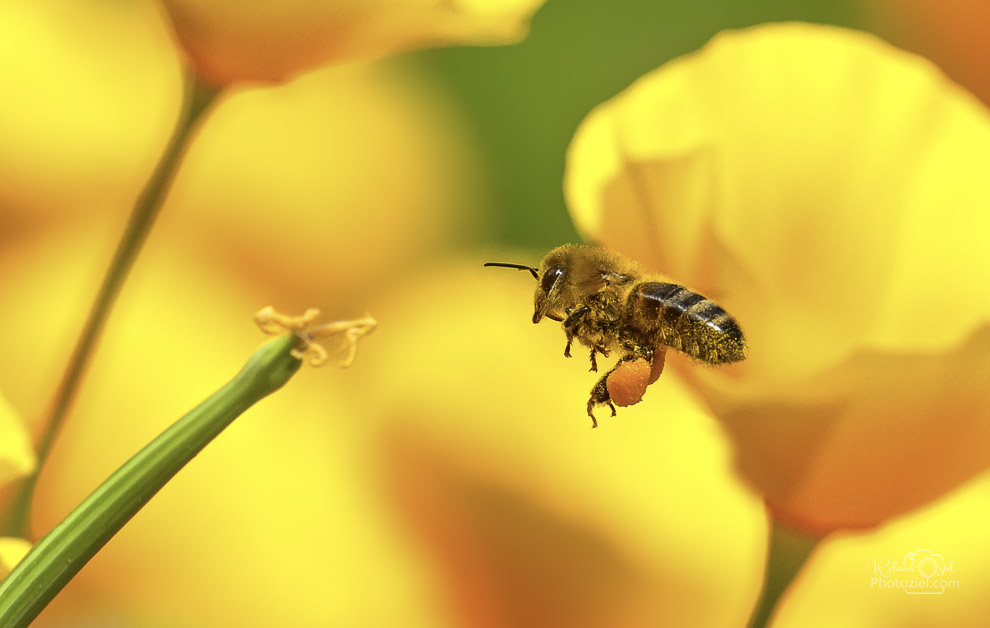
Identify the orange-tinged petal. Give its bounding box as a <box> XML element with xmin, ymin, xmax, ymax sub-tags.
<box><xmin>352</xmin><ymin>257</ymin><xmax>767</xmax><ymax>627</ymax></box>
<box><xmin>0</xmin><ymin>225</ymin><xmax>447</xmax><ymax>627</ymax></box>
<box><xmin>868</xmin><ymin>0</ymin><xmax>990</xmax><ymax>108</ymax></box>
<box><xmin>706</xmin><ymin>325</ymin><xmax>990</xmax><ymax>533</ymax></box>
<box><xmin>0</xmin><ymin>1</ymin><xmax>182</xmax><ymax>223</ymax></box>
<box><xmin>565</xmin><ymin>23</ymin><xmax>990</xmax><ymax>531</ymax></box>
<box><xmin>158</xmin><ymin>0</ymin><xmax>548</xmax><ymax>84</ymax></box>
<box><xmin>775</xmin><ymin>470</ymin><xmax>990</xmax><ymax>627</ymax></box>
<box><xmin>158</xmin><ymin>61</ymin><xmax>475</xmax><ymax>312</ymax></box>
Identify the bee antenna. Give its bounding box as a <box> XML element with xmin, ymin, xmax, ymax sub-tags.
<box><xmin>484</xmin><ymin>262</ymin><xmax>539</xmax><ymax>280</ymax></box>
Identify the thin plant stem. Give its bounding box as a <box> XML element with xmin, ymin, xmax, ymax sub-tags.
<box><xmin>0</xmin><ymin>335</ymin><xmax>302</xmax><ymax>628</ymax></box>
<box><xmin>747</xmin><ymin>516</ymin><xmax>821</xmax><ymax>627</ymax></box>
<box><xmin>1</xmin><ymin>72</ymin><xmax>221</xmax><ymax>538</ymax></box>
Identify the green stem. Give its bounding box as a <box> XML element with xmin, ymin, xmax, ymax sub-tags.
<box><xmin>747</xmin><ymin>516</ymin><xmax>821</xmax><ymax>628</ymax></box>
<box><xmin>1</xmin><ymin>72</ymin><xmax>221</xmax><ymax>538</ymax></box>
<box><xmin>0</xmin><ymin>335</ymin><xmax>302</xmax><ymax>628</ymax></box>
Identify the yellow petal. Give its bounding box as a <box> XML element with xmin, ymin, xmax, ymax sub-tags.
<box><xmin>0</xmin><ymin>537</ymin><xmax>32</xmax><ymax>580</ymax></box>
<box><xmin>567</xmin><ymin>22</ymin><xmax>990</xmax><ymax>376</ymax></box>
<box><xmin>0</xmin><ymin>392</ymin><xmax>35</xmax><ymax>487</ymax></box>
<box><xmin>158</xmin><ymin>0</ymin><xmax>548</xmax><ymax>84</ymax></box>
<box><xmin>0</xmin><ymin>2</ymin><xmax>182</xmax><ymax>222</ymax></box>
<box><xmin>565</xmin><ymin>23</ymin><xmax>990</xmax><ymax>531</ymax></box>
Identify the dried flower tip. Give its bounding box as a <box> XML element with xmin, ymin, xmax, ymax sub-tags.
<box><xmin>253</xmin><ymin>307</ymin><xmax>377</xmax><ymax>368</ymax></box>
<box><xmin>307</xmin><ymin>315</ymin><xmax>377</xmax><ymax>368</ymax></box>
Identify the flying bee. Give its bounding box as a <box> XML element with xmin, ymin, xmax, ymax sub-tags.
<box><xmin>486</xmin><ymin>244</ymin><xmax>748</xmax><ymax>427</ymax></box>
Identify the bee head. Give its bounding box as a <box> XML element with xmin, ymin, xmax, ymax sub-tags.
<box><xmin>485</xmin><ymin>244</ymin><xmax>603</xmax><ymax>325</ymax></box>
<box><xmin>533</xmin><ymin>245</ymin><xmax>592</xmax><ymax>324</ymax></box>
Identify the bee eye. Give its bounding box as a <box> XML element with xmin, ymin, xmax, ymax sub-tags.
<box><xmin>541</xmin><ymin>267</ymin><xmax>564</xmax><ymax>292</ymax></box>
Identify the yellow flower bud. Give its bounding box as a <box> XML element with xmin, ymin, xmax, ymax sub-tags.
<box><xmin>158</xmin><ymin>0</ymin><xmax>548</xmax><ymax>84</ymax></box>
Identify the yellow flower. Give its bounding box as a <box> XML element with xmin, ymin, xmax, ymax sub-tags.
<box><xmin>157</xmin><ymin>0</ymin><xmax>548</xmax><ymax>84</ymax></box>
<box><xmin>565</xmin><ymin>23</ymin><xmax>990</xmax><ymax>532</ymax></box>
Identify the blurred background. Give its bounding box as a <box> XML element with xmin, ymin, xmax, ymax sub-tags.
<box><xmin>1</xmin><ymin>0</ymin><xmax>989</xmax><ymax>626</ymax></box>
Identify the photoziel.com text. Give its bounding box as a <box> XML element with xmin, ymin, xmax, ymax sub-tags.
<box><xmin>870</xmin><ymin>549</ymin><xmax>959</xmax><ymax>595</ymax></box>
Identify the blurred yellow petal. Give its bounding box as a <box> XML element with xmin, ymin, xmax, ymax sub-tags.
<box><xmin>351</xmin><ymin>257</ymin><xmax>767</xmax><ymax>627</ymax></box>
<box><xmin>158</xmin><ymin>0</ymin><xmax>548</xmax><ymax>84</ymax></box>
<box><xmin>0</xmin><ymin>537</ymin><xmax>32</xmax><ymax>580</ymax></box>
<box><xmin>0</xmin><ymin>393</ymin><xmax>34</xmax><ymax>488</ymax></box>
<box><xmin>565</xmin><ymin>23</ymin><xmax>990</xmax><ymax>531</ymax></box>
<box><xmin>159</xmin><ymin>61</ymin><xmax>475</xmax><ymax>312</ymax></box>
<box><xmin>775</xmin><ymin>470</ymin><xmax>990</xmax><ymax>627</ymax></box>
<box><xmin>0</xmin><ymin>1</ymin><xmax>182</xmax><ymax>223</ymax></box>
<box><xmin>0</xmin><ymin>225</ymin><xmax>447</xmax><ymax>626</ymax></box>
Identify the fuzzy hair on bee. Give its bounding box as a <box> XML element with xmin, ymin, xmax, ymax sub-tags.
<box><xmin>486</xmin><ymin>244</ymin><xmax>748</xmax><ymax>427</ymax></box>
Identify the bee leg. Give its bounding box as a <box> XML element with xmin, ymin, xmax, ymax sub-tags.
<box><xmin>587</xmin><ymin>344</ymin><xmax>612</xmax><ymax>372</ymax></box>
<box><xmin>586</xmin><ymin>373</ymin><xmax>617</xmax><ymax>428</ymax></box>
<box><xmin>586</xmin><ymin>353</ymin><xmax>646</xmax><ymax>426</ymax></box>
<box><xmin>562</xmin><ymin>305</ymin><xmax>590</xmax><ymax>359</ymax></box>
<box><xmin>586</xmin><ymin>402</ymin><xmax>599</xmax><ymax>428</ymax></box>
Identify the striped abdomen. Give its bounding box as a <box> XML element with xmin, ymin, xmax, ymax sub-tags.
<box><xmin>627</xmin><ymin>282</ymin><xmax>747</xmax><ymax>364</ymax></box>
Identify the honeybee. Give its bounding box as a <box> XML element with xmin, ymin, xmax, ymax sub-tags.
<box><xmin>486</xmin><ymin>244</ymin><xmax>748</xmax><ymax>427</ymax></box>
